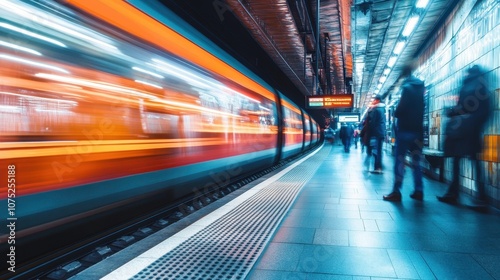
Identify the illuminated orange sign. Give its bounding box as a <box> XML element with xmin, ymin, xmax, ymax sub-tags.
<box><xmin>306</xmin><ymin>94</ymin><xmax>353</xmax><ymax>109</ymax></box>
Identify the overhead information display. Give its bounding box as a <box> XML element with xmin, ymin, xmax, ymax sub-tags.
<box><xmin>338</xmin><ymin>114</ymin><xmax>360</xmax><ymax>123</ymax></box>
<box><xmin>306</xmin><ymin>94</ymin><xmax>353</xmax><ymax>109</ymax></box>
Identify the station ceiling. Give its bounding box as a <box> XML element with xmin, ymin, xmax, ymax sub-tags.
<box><xmin>161</xmin><ymin>0</ymin><xmax>457</xmax><ymax>120</ymax></box>
<box><xmin>226</xmin><ymin>0</ymin><xmax>457</xmax><ymax>112</ymax></box>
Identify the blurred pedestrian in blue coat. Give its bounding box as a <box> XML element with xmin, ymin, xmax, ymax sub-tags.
<box><xmin>339</xmin><ymin>122</ymin><xmax>354</xmax><ymax>153</ymax></box>
<box><xmin>367</xmin><ymin>95</ymin><xmax>386</xmax><ymax>173</ymax></box>
<box><xmin>383</xmin><ymin>61</ymin><xmax>425</xmax><ymax>201</ymax></box>
<box><xmin>437</xmin><ymin>65</ymin><xmax>491</xmax><ymax>209</ymax></box>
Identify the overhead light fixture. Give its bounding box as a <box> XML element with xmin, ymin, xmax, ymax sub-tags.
<box><xmin>367</xmin><ymin>1</ymin><xmax>429</xmax><ymax>112</ymax></box>
<box><xmin>393</xmin><ymin>41</ymin><xmax>406</xmax><ymax>55</ymax></box>
<box><xmin>387</xmin><ymin>56</ymin><xmax>398</xmax><ymax>68</ymax></box>
<box><xmin>416</xmin><ymin>0</ymin><xmax>429</xmax><ymax>8</ymax></box>
<box><xmin>402</xmin><ymin>16</ymin><xmax>420</xmax><ymax>37</ymax></box>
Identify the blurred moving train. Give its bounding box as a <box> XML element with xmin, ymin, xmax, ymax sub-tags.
<box><xmin>0</xmin><ymin>0</ymin><xmax>320</xmax><ymax>268</ymax></box>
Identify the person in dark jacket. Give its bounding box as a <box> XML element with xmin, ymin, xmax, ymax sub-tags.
<box><xmin>383</xmin><ymin>61</ymin><xmax>425</xmax><ymax>201</ymax></box>
<box><xmin>437</xmin><ymin>65</ymin><xmax>491</xmax><ymax>207</ymax></box>
<box><xmin>339</xmin><ymin>122</ymin><xmax>354</xmax><ymax>152</ymax></box>
<box><xmin>367</xmin><ymin>95</ymin><xmax>386</xmax><ymax>173</ymax></box>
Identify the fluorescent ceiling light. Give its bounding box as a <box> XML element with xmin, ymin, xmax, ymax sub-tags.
<box><xmin>416</xmin><ymin>0</ymin><xmax>429</xmax><ymax>8</ymax></box>
<box><xmin>377</xmin><ymin>84</ymin><xmax>382</xmax><ymax>89</ymax></box>
<box><xmin>379</xmin><ymin>76</ymin><xmax>387</xmax><ymax>83</ymax></box>
<box><xmin>402</xmin><ymin>16</ymin><xmax>420</xmax><ymax>37</ymax></box>
<box><xmin>383</xmin><ymin>68</ymin><xmax>391</xmax><ymax>75</ymax></box>
<box><xmin>393</xmin><ymin>41</ymin><xmax>406</xmax><ymax>55</ymax></box>
<box><xmin>387</xmin><ymin>56</ymin><xmax>398</xmax><ymax>68</ymax></box>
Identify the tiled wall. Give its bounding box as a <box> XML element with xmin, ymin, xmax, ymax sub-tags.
<box><xmin>416</xmin><ymin>0</ymin><xmax>500</xmax><ymax>207</ymax></box>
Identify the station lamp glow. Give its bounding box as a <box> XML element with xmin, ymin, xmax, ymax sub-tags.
<box><xmin>416</xmin><ymin>0</ymin><xmax>429</xmax><ymax>8</ymax></box>
<box><xmin>402</xmin><ymin>16</ymin><xmax>420</xmax><ymax>37</ymax></box>
<box><xmin>368</xmin><ymin>0</ymin><xmax>429</xmax><ymax>114</ymax></box>
<box><xmin>393</xmin><ymin>41</ymin><xmax>406</xmax><ymax>55</ymax></box>
<box><xmin>387</xmin><ymin>56</ymin><xmax>398</xmax><ymax>68</ymax></box>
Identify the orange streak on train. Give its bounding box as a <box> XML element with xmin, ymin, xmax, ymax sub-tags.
<box><xmin>66</xmin><ymin>0</ymin><xmax>277</xmax><ymax>102</ymax></box>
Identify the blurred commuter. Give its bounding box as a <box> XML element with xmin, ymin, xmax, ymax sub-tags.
<box><xmin>353</xmin><ymin>127</ymin><xmax>360</xmax><ymax>149</ymax></box>
<box><xmin>339</xmin><ymin>122</ymin><xmax>354</xmax><ymax>152</ymax></box>
<box><xmin>367</xmin><ymin>95</ymin><xmax>386</xmax><ymax>173</ymax></box>
<box><xmin>359</xmin><ymin>118</ymin><xmax>372</xmax><ymax>170</ymax></box>
<box><xmin>324</xmin><ymin>126</ymin><xmax>335</xmax><ymax>144</ymax></box>
<box><xmin>383</xmin><ymin>62</ymin><xmax>425</xmax><ymax>201</ymax></box>
<box><xmin>437</xmin><ymin>65</ymin><xmax>491</xmax><ymax>209</ymax></box>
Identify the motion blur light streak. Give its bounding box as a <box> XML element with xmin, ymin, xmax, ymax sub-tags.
<box><xmin>0</xmin><ymin>91</ymin><xmax>77</xmax><ymax>105</ymax></box>
<box><xmin>34</xmin><ymin>73</ymin><xmax>160</xmax><ymax>100</ymax></box>
<box><xmin>0</xmin><ymin>22</ymin><xmax>67</xmax><ymax>48</ymax></box>
<box><xmin>0</xmin><ymin>138</ymin><xmax>224</xmax><ymax>159</ymax></box>
<box><xmin>0</xmin><ymin>40</ymin><xmax>42</xmax><ymax>55</ymax></box>
<box><xmin>134</xmin><ymin>79</ymin><xmax>163</xmax><ymax>89</ymax></box>
<box><xmin>0</xmin><ymin>54</ymin><xmax>69</xmax><ymax>73</ymax></box>
<box><xmin>66</xmin><ymin>0</ymin><xmax>277</xmax><ymax>101</ymax></box>
<box><xmin>150</xmin><ymin>58</ymin><xmax>263</xmax><ymax>105</ymax></box>
<box><xmin>0</xmin><ymin>105</ymin><xmax>21</xmax><ymax>113</ymax></box>
<box><xmin>1</xmin><ymin>0</ymin><xmax>119</xmax><ymax>53</ymax></box>
<box><xmin>132</xmin><ymin>66</ymin><xmax>165</xmax><ymax>79</ymax></box>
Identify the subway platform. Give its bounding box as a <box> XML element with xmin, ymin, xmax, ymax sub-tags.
<box><xmin>74</xmin><ymin>143</ymin><xmax>500</xmax><ymax>280</ymax></box>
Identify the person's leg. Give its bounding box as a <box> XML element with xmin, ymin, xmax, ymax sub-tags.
<box><xmin>374</xmin><ymin>137</ymin><xmax>383</xmax><ymax>170</ymax></box>
<box><xmin>437</xmin><ymin>156</ymin><xmax>460</xmax><ymax>203</ymax></box>
<box><xmin>393</xmin><ymin>133</ymin><xmax>409</xmax><ymax>191</ymax></box>
<box><xmin>364</xmin><ymin>144</ymin><xmax>372</xmax><ymax>171</ymax></box>
<box><xmin>383</xmin><ymin>132</ymin><xmax>408</xmax><ymax>201</ymax></box>
<box><xmin>408</xmin><ymin>134</ymin><xmax>424</xmax><ymax>200</ymax></box>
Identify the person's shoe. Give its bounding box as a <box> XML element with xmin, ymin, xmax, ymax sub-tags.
<box><xmin>436</xmin><ymin>193</ymin><xmax>458</xmax><ymax>204</ymax></box>
<box><xmin>383</xmin><ymin>191</ymin><xmax>402</xmax><ymax>202</ymax></box>
<box><xmin>409</xmin><ymin>191</ymin><xmax>423</xmax><ymax>201</ymax></box>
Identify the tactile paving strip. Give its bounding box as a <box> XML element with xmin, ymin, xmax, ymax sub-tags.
<box><xmin>133</xmin><ymin>146</ymin><xmax>330</xmax><ymax>280</ymax></box>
